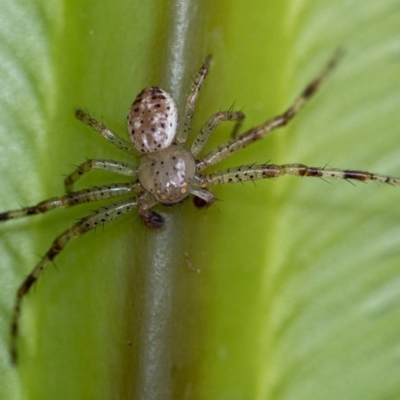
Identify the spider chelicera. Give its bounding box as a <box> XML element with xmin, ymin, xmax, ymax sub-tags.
<box><xmin>3</xmin><ymin>53</ymin><xmax>400</xmax><ymax>363</ymax></box>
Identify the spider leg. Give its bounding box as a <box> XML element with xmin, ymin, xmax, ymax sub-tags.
<box><xmin>175</xmin><ymin>55</ymin><xmax>212</xmax><ymax>144</ymax></box>
<box><xmin>190</xmin><ymin>185</ymin><xmax>216</xmax><ymax>205</ymax></box>
<box><xmin>75</xmin><ymin>109</ymin><xmax>137</xmax><ymax>155</ymax></box>
<box><xmin>0</xmin><ymin>183</ymin><xmax>140</xmax><ymax>222</ymax></box>
<box><xmin>10</xmin><ymin>197</ymin><xmax>138</xmax><ymax>364</ymax></box>
<box><xmin>196</xmin><ymin>51</ymin><xmax>341</xmax><ymax>171</ymax></box>
<box><xmin>64</xmin><ymin>159</ymin><xmax>137</xmax><ymax>192</ymax></box>
<box><xmin>198</xmin><ymin>163</ymin><xmax>400</xmax><ymax>186</ymax></box>
<box><xmin>190</xmin><ymin>111</ymin><xmax>245</xmax><ymax>156</ymax></box>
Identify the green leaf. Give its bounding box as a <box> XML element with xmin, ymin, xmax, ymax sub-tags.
<box><xmin>1</xmin><ymin>0</ymin><xmax>400</xmax><ymax>399</ymax></box>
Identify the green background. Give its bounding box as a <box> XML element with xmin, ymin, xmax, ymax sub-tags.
<box><xmin>1</xmin><ymin>1</ymin><xmax>400</xmax><ymax>399</ymax></box>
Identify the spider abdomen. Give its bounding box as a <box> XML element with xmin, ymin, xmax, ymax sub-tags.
<box><xmin>138</xmin><ymin>145</ymin><xmax>196</xmax><ymax>204</ymax></box>
<box><xmin>127</xmin><ymin>87</ymin><xmax>179</xmax><ymax>153</ymax></box>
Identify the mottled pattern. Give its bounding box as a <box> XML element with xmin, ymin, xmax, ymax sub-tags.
<box><xmin>127</xmin><ymin>87</ymin><xmax>178</xmax><ymax>153</ymax></box>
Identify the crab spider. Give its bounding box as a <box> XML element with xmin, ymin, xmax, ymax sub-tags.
<box><xmin>2</xmin><ymin>52</ymin><xmax>400</xmax><ymax>363</ymax></box>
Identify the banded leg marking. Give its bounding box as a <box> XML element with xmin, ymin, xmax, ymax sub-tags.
<box><xmin>10</xmin><ymin>197</ymin><xmax>138</xmax><ymax>363</ymax></box>
<box><xmin>64</xmin><ymin>159</ymin><xmax>137</xmax><ymax>192</ymax></box>
<box><xmin>196</xmin><ymin>51</ymin><xmax>342</xmax><ymax>171</ymax></box>
<box><xmin>190</xmin><ymin>111</ymin><xmax>245</xmax><ymax>156</ymax></box>
<box><xmin>75</xmin><ymin>109</ymin><xmax>136</xmax><ymax>155</ymax></box>
<box><xmin>176</xmin><ymin>55</ymin><xmax>212</xmax><ymax>144</ymax></box>
<box><xmin>0</xmin><ymin>183</ymin><xmax>140</xmax><ymax>221</ymax></box>
<box><xmin>199</xmin><ymin>163</ymin><xmax>400</xmax><ymax>186</ymax></box>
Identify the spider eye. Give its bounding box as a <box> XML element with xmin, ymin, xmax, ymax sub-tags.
<box><xmin>127</xmin><ymin>87</ymin><xmax>179</xmax><ymax>154</ymax></box>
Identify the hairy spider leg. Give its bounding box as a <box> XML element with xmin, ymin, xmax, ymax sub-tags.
<box><xmin>196</xmin><ymin>52</ymin><xmax>341</xmax><ymax>172</ymax></box>
<box><xmin>64</xmin><ymin>159</ymin><xmax>137</xmax><ymax>193</ymax></box>
<box><xmin>0</xmin><ymin>182</ymin><xmax>142</xmax><ymax>363</ymax></box>
<box><xmin>175</xmin><ymin>55</ymin><xmax>212</xmax><ymax>144</ymax></box>
<box><xmin>9</xmin><ymin>197</ymin><xmax>138</xmax><ymax>364</ymax></box>
<box><xmin>198</xmin><ymin>163</ymin><xmax>400</xmax><ymax>187</ymax></box>
<box><xmin>190</xmin><ymin>111</ymin><xmax>245</xmax><ymax>156</ymax></box>
<box><xmin>75</xmin><ymin>109</ymin><xmax>137</xmax><ymax>154</ymax></box>
<box><xmin>0</xmin><ymin>183</ymin><xmax>139</xmax><ymax>222</ymax></box>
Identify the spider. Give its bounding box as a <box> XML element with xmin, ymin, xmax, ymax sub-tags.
<box><xmin>2</xmin><ymin>53</ymin><xmax>400</xmax><ymax>364</ymax></box>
